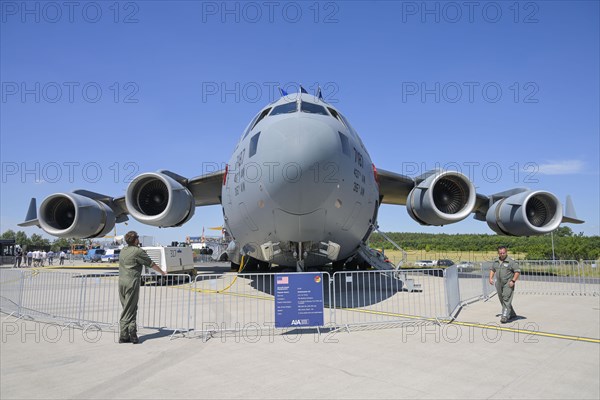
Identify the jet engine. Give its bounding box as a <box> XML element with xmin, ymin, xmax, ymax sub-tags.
<box><xmin>125</xmin><ymin>172</ymin><xmax>195</xmax><ymax>227</ymax></box>
<box><xmin>486</xmin><ymin>190</ymin><xmax>563</xmax><ymax>236</ymax></box>
<box><xmin>38</xmin><ymin>193</ymin><xmax>115</xmax><ymax>238</ymax></box>
<box><xmin>406</xmin><ymin>171</ymin><xmax>476</xmax><ymax>226</ymax></box>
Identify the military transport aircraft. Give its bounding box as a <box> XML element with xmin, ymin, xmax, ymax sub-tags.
<box><xmin>19</xmin><ymin>89</ymin><xmax>583</xmax><ymax>271</ymax></box>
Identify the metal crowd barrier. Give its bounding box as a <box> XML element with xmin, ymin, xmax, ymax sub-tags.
<box><xmin>1</xmin><ymin>260</ymin><xmax>597</xmax><ymax>337</ymax></box>
<box><xmin>516</xmin><ymin>260</ymin><xmax>600</xmax><ymax>295</ymax></box>
<box><xmin>138</xmin><ymin>274</ymin><xmax>193</xmax><ymax>334</ymax></box>
<box><xmin>331</xmin><ymin>269</ymin><xmax>451</xmax><ymax>328</ymax></box>
<box><xmin>1</xmin><ymin>270</ymin><xmax>195</xmax><ymax>333</ymax></box>
<box><xmin>0</xmin><ymin>269</ymin><xmax>24</xmax><ymax>317</ymax></box>
<box><xmin>455</xmin><ymin>260</ymin><xmax>600</xmax><ymax>305</ymax></box>
<box><xmin>191</xmin><ymin>272</ymin><xmax>335</xmax><ymax>338</ymax></box>
<box><xmin>454</xmin><ymin>262</ymin><xmax>488</xmax><ymax>304</ymax></box>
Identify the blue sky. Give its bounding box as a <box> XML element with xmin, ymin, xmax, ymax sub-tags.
<box><xmin>1</xmin><ymin>0</ymin><xmax>598</xmax><ymax>244</ymax></box>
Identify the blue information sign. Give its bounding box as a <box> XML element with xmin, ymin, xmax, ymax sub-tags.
<box><xmin>274</xmin><ymin>273</ymin><xmax>324</xmax><ymax>328</ymax></box>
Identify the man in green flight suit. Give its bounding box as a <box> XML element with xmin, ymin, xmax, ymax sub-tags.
<box><xmin>489</xmin><ymin>246</ymin><xmax>520</xmax><ymax>323</ymax></box>
<box><xmin>119</xmin><ymin>231</ymin><xmax>166</xmax><ymax>344</ymax></box>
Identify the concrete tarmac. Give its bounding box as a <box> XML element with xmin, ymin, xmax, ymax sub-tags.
<box><xmin>1</xmin><ymin>265</ymin><xmax>599</xmax><ymax>399</ymax></box>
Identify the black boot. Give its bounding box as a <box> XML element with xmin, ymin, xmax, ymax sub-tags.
<box><xmin>130</xmin><ymin>332</ymin><xmax>139</xmax><ymax>344</ymax></box>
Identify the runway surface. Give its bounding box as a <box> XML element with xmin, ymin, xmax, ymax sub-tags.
<box><xmin>1</xmin><ymin>263</ymin><xmax>599</xmax><ymax>399</ymax></box>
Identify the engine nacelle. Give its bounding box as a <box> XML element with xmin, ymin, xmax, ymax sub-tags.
<box><xmin>486</xmin><ymin>190</ymin><xmax>563</xmax><ymax>236</ymax></box>
<box><xmin>126</xmin><ymin>172</ymin><xmax>195</xmax><ymax>227</ymax></box>
<box><xmin>406</xmin><ymin>171</ymin><xmax>476</xmax><ymax>226</ymax></box>
<box><xmin>38</xmin><ymin>193</ymin><xmax>115</xmax><ymax>238</ymax></box>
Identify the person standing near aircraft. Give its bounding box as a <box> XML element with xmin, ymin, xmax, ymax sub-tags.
<box><xmin>33</xmin><ymin>250</ymin><xmax>39</xmax><ymax>267</ymax></box>
<box><xmin>489</xmin><ymin>246</ymin><xmax>520</xmax><ymax>323</ymax></box>
<box><xmin>118</xmin><ymin>231</ymin><xmax>166</xmax><ymax>344</ymax></box>
<box><xmin>59</xmin><ymin>251</ymin><xmax>66</xmax><ymax>265</ymax></box>
<box><xmin>13</xmin><ymin>246</ymin><xmax>22</xmax><ymax>268</ymax></box>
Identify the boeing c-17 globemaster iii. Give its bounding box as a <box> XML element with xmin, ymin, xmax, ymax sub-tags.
<box><xmin>19</xmin><ymin>88</ymin><xmax>584</xmax><ymax>271</ymax></box>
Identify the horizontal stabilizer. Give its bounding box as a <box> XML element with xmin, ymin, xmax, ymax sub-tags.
<box><xmin>562</xmin><ymin>195</ymin><xmax>584</xmax><ymax>224</ymax></box>
<box><xmin>18</xmin><ymin>198</ymin><xmax>39</xmax><ymax>227</ymax></box>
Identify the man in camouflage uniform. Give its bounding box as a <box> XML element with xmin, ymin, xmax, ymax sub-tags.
<box><xmin>119</xmin><ymin>231</ymin><xmax>166</xmax><ymax>344</ymax></box>
<box><xmin>489</xmin><ymin>246</ymin><xmax>520</xmax><ymax>323</ymax></box>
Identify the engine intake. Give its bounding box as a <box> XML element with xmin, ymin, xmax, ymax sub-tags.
<box><xmin>407</xmin><ymin>171</ymin><xmax>476</xmax><ymax>226</ymax></box>
<box><xmin>486</xmin><ymin>190</ymin><xmax>563</xmax><ymax>236</ymax></box>
<box><xmin>38</xmin><ymin>193</ymin><xmax>115</xmax><ymax>238</ymax></box>
<box><xmin>126</xmin><ymin>172</ymin><xmax>195</xmax><ymax>227</ymax></box>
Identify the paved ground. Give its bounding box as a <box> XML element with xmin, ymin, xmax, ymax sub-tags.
<box><xmin>1</xmin><ymin>264</ymin><xmax>599</xmax><ymax>399</ymax></box>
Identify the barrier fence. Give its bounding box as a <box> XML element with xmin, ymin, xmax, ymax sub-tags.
<box><xmin>331</xmin><ymin>270</ymin><xmax>451</xmax><ymax>328</ymax></box>
<box><xmin>1</xmin><ymin>261</ymin><xmax>598</xmax><ymax>337</ymax></box>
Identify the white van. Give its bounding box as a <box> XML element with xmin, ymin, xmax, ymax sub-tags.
<box><xmin>101</xmin><ymin>249</ymin><xmax>120</xmax><ymax>263</ymax></box>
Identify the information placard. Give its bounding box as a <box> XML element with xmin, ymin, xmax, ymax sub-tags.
<box><xmin>274</xmin><ymin>273</ymin><xmax>324</xmax><ymax>328</ymax></box>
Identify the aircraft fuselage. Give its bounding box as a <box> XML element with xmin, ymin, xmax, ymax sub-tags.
<box><xmin>222</xmin><ymin>93</ymin><xmax>379</xmax><ymax>268</ymax></box>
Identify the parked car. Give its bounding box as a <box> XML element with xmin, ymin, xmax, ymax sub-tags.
<box><xmin>83</xmin><ymin>248</ymin><xmax>105</xmax><ymax>263</ymax></box>
<box><xmin>101</xmin><ymin>249</ymin><xmax>120</xmax><ymax>263</ymax></box>
<box><xmin>456</xmin><ymin>261</ymin><xmax>475</xmax><ymax>271</ymax></box>
<box><xmin>436</xmin><ymin>259</ymin><xmax>455</xmax><ymax>267</ymax></box>
<box><xmin>415</xmin><ymin>260</ymin><xmax>435</xmax><ymax>267</ymax></box>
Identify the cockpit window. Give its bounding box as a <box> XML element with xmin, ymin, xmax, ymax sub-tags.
<box><xmin>328</xmin><ymin>107</ymin><xmax>345</xmax><ymax>126</ymax></box>
<box><xmin>338</xmin><ymin>131</ymin><xmax>350</xmax><ymax>156</ymax></box>
<box><xmin>270</xmin><ymin>102</ymin><xmax>298</xmax><ymax>116</ymax></box>
<box><xmin>338</xmin><ymin>113</ymin><xmax>359</xmax><ymax>140</ymax></box>
<box><xmin>252</xmin><ymin>108</ymin><xmax>271</xmax><ymax>130</ymax></box>
<box><xmin>243</xmin><ymin>108</ymin><xmax>271</xmax><ymax>140</ymax></box>
<box><xmin>249</xmin><ymin>132</ymin><xmax>261</xmax><ymax>158</ymax></box>
<box><xmin>301</xmin><ymin>101</ymin><xmax>328</xmax><ymax>115</ymax></box>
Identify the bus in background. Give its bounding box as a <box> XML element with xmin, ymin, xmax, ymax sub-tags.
<box><xmin>71</xmin><ymin>244</ymin><xmax>87</xmax><ymax>255</ymax></box>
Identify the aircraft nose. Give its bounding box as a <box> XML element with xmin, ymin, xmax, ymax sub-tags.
<box><xmin>261</xmin><ymin>116</ymin><xmax>341</xmax><ymax>214</ymax></box>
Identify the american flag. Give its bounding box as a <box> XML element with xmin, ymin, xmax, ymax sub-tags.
<box><xmin>277</xmin><ymin>276</ymin><xmax>288</xmax><ymax>284</ymax></box>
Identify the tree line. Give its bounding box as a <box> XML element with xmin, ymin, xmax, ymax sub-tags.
<box><xmin>369</xmin><ymin>226</ymin><xmax>599</xmax><ymax>260</ymax></box>
<box><xmin>3</xmin><ymin>226</ymin><xmax>599</xmax><ymax>260</ymax></box>
<box><xmin>1</xmin><ymin>230</ymin><xmax>86</xmax><ymax>252</ymax></box>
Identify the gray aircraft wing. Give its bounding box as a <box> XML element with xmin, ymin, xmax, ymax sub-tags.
<box><xmin>187</xmin><ymin>170</ymin><xmax>226</xmax><ymax>206</ymax></box>
<box><xmin>376</xmin><ymin>167</ymin><xmax>583</xmax><ymax>235</ymax></box>
<box><xmin>19</xmin><ymin>169</ymin><xmax>226</xmax><ymax>238</ymax></box>
<box><xmin>376</xmin><ymin>168</ymin><xmax>416</xmax><ymax>205</ymax></box>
